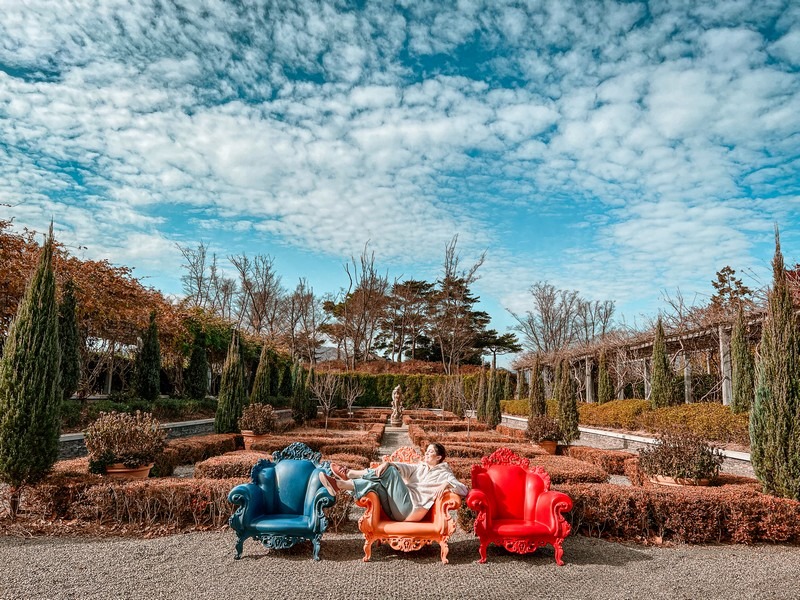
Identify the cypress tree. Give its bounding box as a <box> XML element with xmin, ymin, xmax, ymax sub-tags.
<box><xmin>215</xmin><ymin>331</ymin><xmax>247</xmax><ymax>433</ymax></box>
<box><xmin>528</xmin><ymin>358</ymin><xmax>546</xmax><ymax>417</ymax></box>
<box><xmin>135</xmin><ymin>310</ymin><xmax>161</xmax><ymax>401</ymax></box>
<box><xmin>485</xmin><ymin>370</ymin><xmax>502</xmax><ymax>429</ymax></box>
<box><xmin>751</xmin><ymin>229</ymin><xmax>800</xmax><ymax>499</ymax></box>
<box><xmin>250</xmin><ymin>345</ymin><xmax>273</xmax><ymax>405</ymax></box>
<box><xmin>650</xmin><ymin>317</ymin><xmax>673</xmax><ymax>408</ymax></box>
<box><xmin>290</xmin><ymin>361</ymin><xmax>307</xmax><ymax>423</ymax></box>
<box><xmin>731</xmin><ymin>307</ymin><xmax>755</xmax><ymax>414</ymax></box>
<box><xmin>58</xmin><ymin>278</ymin><xmax>81</xmax><ymax>401</ymax></box>
<box><xmin>278</xmin><ymin>358</ymin><xmax>293</xmax><ymax>398</ymax></box>
<box><xmin>185</xmin><ymin>330</ymin><xmax>208</xmax><ymax>401</ymax></box>
<box><xmin>0</xmin><ymin>225</ymin><xmax>61</xmax><ymax>518</ymax></box>
<box><xmin>476</xmin><ymin>367</ymin><xmax>488</xmax><ymax>422</ymax></box>
<box><xmin>597</xmin><ymin>350</ymin><xmax>614</xmax><ymax>405</ymax></box>
<box><xmin>304</xmin><ymin>367</ymin><xmax>318</xmax><ymax>422</ymax></box>
<box><xmin>503</xmin><ymin>370</ymin><xmax>512</xmax><ymax>401</ymax></box>
<box><xmin>557</xmin><ymin>358</ymin><xmax>579</xmax><ymax>444</ymax></box>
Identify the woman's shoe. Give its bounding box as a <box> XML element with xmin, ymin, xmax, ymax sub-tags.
<box><xmin>319</xmin><ymin>472</ymin><xmax>340</xmax><ymax>495</ymax></box>
<box><xmin>330</xmin><ymin>463</ymin><xmax>349</xmax><ymax>480</ymax></box>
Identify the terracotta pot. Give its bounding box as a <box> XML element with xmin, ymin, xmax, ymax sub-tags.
<box><xmin>105</xmin><ymin>462</ymin><xmax>154</xmax><ymax>480</ymax></box>
<box><xmin>536</xmin><ymin>440</ymin><xmax>558</xmax><ymax>455</ymax></box>
<box><xmin>241</xmin><ymin>430</ymin><xmax>270</xmax><ymax>451</ymax></box>
<box><xmin>648</xmin><ymin>475</ymin><xmax>711</xmax><ymax>487</ymax></box>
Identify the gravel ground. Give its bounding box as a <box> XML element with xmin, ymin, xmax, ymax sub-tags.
<box><xmin>1</xmin><ymin>528</ymin><xmax>798</xmax><ymax>600</ymax></box>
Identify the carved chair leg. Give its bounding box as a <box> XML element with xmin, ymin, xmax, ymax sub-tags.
<box><xmin>439</xmin><ymin>539</ymin><xmax>450</xmax><ymax>564</ymax></box>
<box><xmin>234</xmin><ymin>536</ymin><xmax>245</xmax><ymax>560</ymax></box>
<box><xmin>477</xmin><ymin>540</ymin><xmax>489</xmax><ymax>564</ymax></box>
<box><xmin>312</xmin><ymin>536</ymin><xmax>322</xmax><ymax>561</ymax></box>
<box><xmin>362</xmin><ymin>538</ymin><xmax>374</xmax><ymax>562</ymax></box>
<box><xmin>553</xmin><ymin>540</ymin><xmax>565</xmax><ymax>566</ymax></box>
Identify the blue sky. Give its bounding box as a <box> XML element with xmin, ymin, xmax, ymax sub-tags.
<box><xmin>2</xmin><ymin>0</ymin><xmax>800</xmax><ymax>360</ymax></box>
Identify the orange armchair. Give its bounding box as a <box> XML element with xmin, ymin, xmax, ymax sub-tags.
<box><xmin>355</xmin><ymin>446</ymin><xmax>462</xmax><ymax>564</ymax></box>
<box><xmin>467</xmin><ymin>448</ymin><xmax>573</xmax><ymax>565</ymax></box>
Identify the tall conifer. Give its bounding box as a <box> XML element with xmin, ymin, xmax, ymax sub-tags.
<box><xmin>751</xmin><ymin>228</ymin><xmax>800</xmax><ymax>499</ymax></box>
<box><xmin>528</xmin><ymin>358</ymin><xmax>546</xmax><ymax>417</ymax></box>
<box><xmin>650</xmin><ymin>317</ymin><xmax>673</xmax><ymax>408</ymax></box>
<box><xmin>215</xmin><ymin>331</ymin><xmax>247</xmax><ymax>433</ymax></box>
<box><xmin>731</xmin><ymin>308</ymin><xmax>755</xmax><ymax>414</ymax></box>
<box><xmin>135</xmin><ymin>310</ymin><xmax>161</xmax><ymax>401</ymax></box>
<box><xmin>485</xmin><ymin>370</ymin><xmax>502</xmax><ymax>429</ymax></box>
<box><xmin>597</xmin><ymin>350</ymin><xmax>614</xmax><ymax>405</ymax></box>
<box><xmin>185</xmin><ymin>330</ymin><xmax>209</xmax><ymax>401</ymax></box>
<box><xmin>0</xmin><ymin>224</ymin><xmax>61</xmax><ymax>518</ymax></box>
<box><xmin>58</xmin><ymin>278</ymin><xmax>81</xmax><ymax>401</ymax></box>
<box><xmin>251</xmin><ymin>345</ymin><xmax>274</xmax><ymax>405</ymax></box>
<box><xmin>557</xmin><ymin>358</ymin><xmax>579</xmax><ymax>443</ymax></box>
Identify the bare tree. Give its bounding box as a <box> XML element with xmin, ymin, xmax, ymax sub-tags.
<box><xmin>325</xmin><ymin>244</ymin><xmax>389</xmax><ymax>369</ymax></box>
<box><xmin>428</xmin><ymin>236</ymin><xmax>487</xmax><ymax>374</ymax></box>
<box><xmin>284</xmin><ymin>278</ymin><xmax>327</xmax><ymax>364</ymax></box>
<box><xmin>177</xmin><ymin>242</ymin><xmax>236</xmax><ymax>318</ymax></box>
<box><xmin>575</xmin><ymin>299</ymin><xmax>615</xmax><ymax>345</ymax></box>
<box><xmin>510</xmin><ymin>282</ymin><xmax>582</xmax><ymax>354</ymax></box>
<box><xmin>342</xmin><ymin>376</ymin><xmax>363</xmax><ymax>417</ymax></box>
<box><xmin>229</xmin><ymin>253</ymin><xmax>285</xmax><ymax>339</ymax></box>
<box><xmin>309</xmin><ymin>372</ymin><xmax>340</xmax><ymax>431</ymax></box>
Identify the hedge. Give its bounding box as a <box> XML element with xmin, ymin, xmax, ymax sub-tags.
<box><xmin>560</xmin><ymin>482</ymin><xmax>800</xmax><ymax>544</ymax></box>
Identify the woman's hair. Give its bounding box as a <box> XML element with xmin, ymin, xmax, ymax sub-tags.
<box><xmin>429</xmin><ymin>442</ymin><xmax>446</xmax><ymax>462</ymax></box>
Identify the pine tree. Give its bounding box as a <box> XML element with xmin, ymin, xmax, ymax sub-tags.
<box><xmin>185</xmin><ymin>330</ymin><xmax>208</xmax><ymax>401</ymax></box>
<box><xmin>557</xmin><ymin>359</ymin><xmax>579</xmax><ymax>444</ymax></box>
<box><xmin>731</xmin><ymin>308</ymin><xmax>755</xmax><ymax>414</ymax></box>
<box><xmin>215</xmin><ymin>331</ymin><xmax>247</xmax><ymax>433</ymax></box>
<box><xmin>135</xmin><ymin>310</ymin><xmax>161</xmax><ymax>402</ymax></box>
<box><xmin>528</xmin><ymin>358</ymin><xmax>546</xmax><ymax>417</ymax></box>
<box><xmin>650</xmin><ymin>317</ymin><xmax>673</xmax><ymax>408</ymax></box>
<box><xmin>597</xmin><ymin>350</ymin><xmax>614</xmax><ymax>405</ymax></box>
<box><xmin>58</xmin><ymin>278</ymin><xmax>81</xmax><ymax>401</ymax></box>
<box><xmin>0</xmin><ymin>225</ymin><xmax>61</xmax><ymax>518</ymax></box>
<box><xmin>485</xmin><ymin>369</ymin><xmax>502</xmax><ymax>429</ymax></box>
<box><xmin>751</xmin><ymin>229</ymin><xmax>800</xmax><ymax>499</ymax></box>
<box><xmin>250</xmin><ymin>345</ymin><xmax>274</xmax><ymax>405</ymax></box>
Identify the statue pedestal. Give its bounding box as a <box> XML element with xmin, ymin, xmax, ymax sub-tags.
<box><xmin>390</xmin><ymin>417</ymin><xmax>402</xmax><ymax>427</ymax></box>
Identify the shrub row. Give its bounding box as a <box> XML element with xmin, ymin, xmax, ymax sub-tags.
<box><xmin>194</xmin><ymin>449</ymin><xmax>376</xmax><ymax>480</ymax></box>
<box><xmin>559</xmin><ymin>482</ymin><xmax>800</xmax><ymax>544</ymax></box>
<box><xmin>152</xmin><ymin>434</ymin><xmax>240</xmax><ymax>476</ymax></box>
<box><xmin>567</xmin><ymin>446</ymin><xmax>636</xmax><ymax>476</ymax></box>
<box><xmin>445</xmin><ymin>454</ymin><xmax>608</xmax><ymax>484</ymax></box>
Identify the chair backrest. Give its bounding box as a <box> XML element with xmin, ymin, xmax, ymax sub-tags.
<box><xmin>471</xmin><ymin>448</ymin><xmax>551</xmax><ymax>520</ymax></box>
<box><xmin>252</xmin><ymin>442</ymin><xmax>328</xmax><ymax>516</ymax></box>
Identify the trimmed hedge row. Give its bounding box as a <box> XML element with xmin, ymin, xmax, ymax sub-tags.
<box><xmin>503</xmin><ymin>398</ymin><xmax>750</xmax><ymax>445</ymax></box>
<box><xmin>567</xmin><ymin>446</ymin><xmax>636</xmax><ymax>476</ymax></box>
<box><xmin>560</xmin><ymin>482</ymin><xmax>800</xmax><ymax>544</ymax></box>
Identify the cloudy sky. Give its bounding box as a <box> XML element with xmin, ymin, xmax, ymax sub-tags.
<box><xmin>2</xmin><ymin>0</ymin><xmax>799</xmax><ymax>346</ymax></box>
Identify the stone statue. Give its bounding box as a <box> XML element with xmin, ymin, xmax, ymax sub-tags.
<box><xmin>390</xmin><ymin>385</ymin><xmax>404</xmax><ymax>427</ymax></box>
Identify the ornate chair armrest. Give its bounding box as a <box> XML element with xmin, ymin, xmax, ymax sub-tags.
<box><xmin>431</xmin><ymin>490</ymin><xmax>461</xmax><ymax>533</ymax></box>
<box><xmin>354</xmin><ymin>491</ymin><xmax>383</xmax><ymax>530</ymax></box>
<box><xmin>534</xmin><ymin>490</ymin><xmax>574</xmax><ymax>535</ymax></box>
<box><xmin>466</xmin><ymin>488</ymin><xmax>494</xmax><ymax>531</ymax></box>
<box><xmin>309</xmin><ymin>486</ymin><xmax>336</xmax><ymax>532</ymax></box>
<box><xmin>227</xmin><ymin>483</ymin><xmax>265</xmax><ymax>532</ymax></box>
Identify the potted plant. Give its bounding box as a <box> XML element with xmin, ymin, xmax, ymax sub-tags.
<box><xmin>638</xmin><ymin>429</ymin><xmax>723</xmax><ymax>486</ymax></box>
<box><xmin>238</xmin><ymin>403</ymin><xmax>277</xmax><ymax>450</ymax></box>
<box><xmin>84</xmin><ymin>411</ymin><xmax>166</xmax><ymax>479</ymax></box>
<box><xmin>526</xmin><ymin>415</ymin><xmax>561</xmax><ymax>454</ymax></box>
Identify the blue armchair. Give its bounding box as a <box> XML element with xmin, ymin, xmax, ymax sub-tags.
<box><xmin>227</xmin><ymin>442</ymin><xmax>336</xmax><ymax>561</ymax></box>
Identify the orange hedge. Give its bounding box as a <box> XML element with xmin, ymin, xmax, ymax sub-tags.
<box><xmin>560</xmin><ymin>482</ymin><xmax>800</xmax><ymax>544</ymax></box>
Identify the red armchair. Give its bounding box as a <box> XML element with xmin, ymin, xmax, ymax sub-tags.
<box><xmin>355</xmin><ymin>446</ymin><xmax>462</xmax><ymax>563</ymax></box>
<box><xmin>467</xmin><ymin>447</ymin><xmax>573</xmax><ymax>565</ymax></box>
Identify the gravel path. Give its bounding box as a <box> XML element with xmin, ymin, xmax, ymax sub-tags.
<box><xmin>1</xmin><ymin>529</ymin><xmax>798</xmax><ymax>600</ymax></box>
